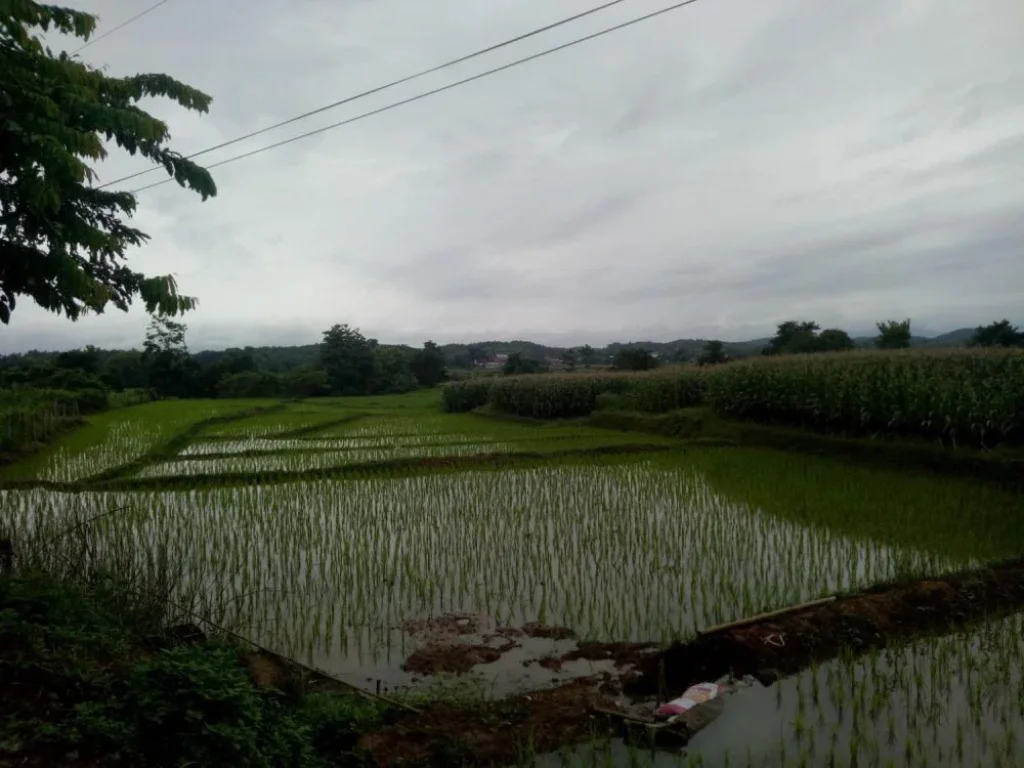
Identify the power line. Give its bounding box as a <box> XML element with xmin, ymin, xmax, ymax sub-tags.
<box><xmin>131</xmin><ymin>0</ymin><xmax>701</xmax><ymax>195</ymax></box>
<box><xmin>100</xmin><ymin>0</ymin><xmax>636</xmax><ymax>190</ymax></box>
<box><xmin>73</xmin><ymin>0</ymin><xmax>173</xmax><ymax>54</ymax></box>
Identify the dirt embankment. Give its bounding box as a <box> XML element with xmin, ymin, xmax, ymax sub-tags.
<box><xmin>627</xmin><ymin>556</ymin><xmax>1024</xmax><ymax>696</ymax></box>
<box><xmin>360</xmin><ymin>558</ymin><xmax>1024</xmax><ymax>766</ymax></box>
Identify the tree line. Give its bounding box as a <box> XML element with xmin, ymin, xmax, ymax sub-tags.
<box><xmin>491</xmin><ymin>318</ymin><xmax>1023</xmax><ymax>374</ymax></box>
<box><xmin>0</xmin><ymin>318</ymin><xmax>448</xmax><ymax>400</ymax></box>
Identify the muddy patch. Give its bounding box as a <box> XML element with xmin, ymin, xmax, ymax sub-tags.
<box><xmin>401</xmin><ymin>613</ymin><xmax>481</xmax><ymax>640</ymax></box>
<box><xmin>522</xmin><ymin>622</ymin><xmax>576</xmax><ymax>640</ymax></box>
<box><xmin>358</xmin><ymin>559</ymin><xmax>1024</xmax><ymax>766</ymax></box>
<box><xmin>403</xmin><ymin>640</ymin><xmax>519</xmax><ymax>676</ymax></box>
<box><xmin>359</xmin><ymin>676</ymin><xmax>623</xmax><ymax>767</ymax></box>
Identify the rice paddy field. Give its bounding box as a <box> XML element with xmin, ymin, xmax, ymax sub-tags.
<box><xmin>1</xmin><ymin>388</ymin><xmax>1022</xmax><ymax>766</ymax></box>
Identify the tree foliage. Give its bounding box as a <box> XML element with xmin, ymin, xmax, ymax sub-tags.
<box><xmin>611</xmin><ymin>347</ymin><xmax>659</xmax><ymax>371</ymax></box>
<box><xmin>969</xmin><ymin>319</ymin><xmax>1023</xmax><ymax>348</ymax></box>
<box><xmin>0</xmin><ymin>1</ymin><xmax>216</xmax><ymax>325</ymax></box>
<box><xmin>319</xmin><ymin>324</ymin><xmax>376</xmax><ymax>396</ymax></box>
<box><xmin>875</xmin><ymin>319</ymin><xmax>912</xmax><ymax>350</ymax></box>
<box><xmin>141</xmin><ymin>315</ymin><xmax>197</xmax><ymax>397</ymax></box>
<box><xmin>816</xmin><ymin>328</ymin><xmax>855</xmax><ymax>352</ymax></box>
<box><xmin>765</xmin><ymin>321</ymin><xmax>855</xmax><ymax>355</ymax></box>
<box><xmin>502</xmin><ymin>353</ymin><xmax>541</xmax><ymax>376</ymax></box>
<box><xmin>577</xmin><ymin>344</ymin><xmax>596</xmax><ymax>368</ymax></box>
<box><xmin>697</xmin><ymin>339</ymin><xmax>728</xmax><ymax>366</ymax></box>
<box><xmin>765</xmin><ymin>321</ymin><xmax>821</xmax><ymax>355</ymax></box>
<box><xmin>411</xmin><ymin>341</ymin><xmax>447</xmax><ymax>387</ymax></box>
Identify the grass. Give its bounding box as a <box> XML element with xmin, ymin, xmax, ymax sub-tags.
<box><xmin>0</xmin><ymin>567</ymin><xmax>392</xmax><ymax>767</ymax></box>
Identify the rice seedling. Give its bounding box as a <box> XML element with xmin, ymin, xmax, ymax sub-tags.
<box><xmin>2</xmin><ymin>391</ymin><xmax>1020</xmax><ymax>765</ymax></box>
<box><xmin>2</xmin><ymin>454</ymin><xmax>1008</xmax><ymax>667</ymax></box>
<box><xmin>0</xmin><ymin>399</ymin><xmax>272</xmax><ymax>482</ymax></box>
<box><xmin>534</xmin><ymin>613</ymin><xmax>1024</xmax><ymax>767</ymax></box>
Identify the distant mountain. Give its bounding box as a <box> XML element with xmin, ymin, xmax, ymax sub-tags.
<box><xmin>915</xmin><ymin>328</ymin><xmax>975</xmax><ymax>347</ymax></box>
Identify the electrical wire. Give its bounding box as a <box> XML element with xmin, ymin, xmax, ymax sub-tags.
<box><xmin>131</xmin><ymin>0</ymin><xmax>701</xmax><ymax>195</ymax></box>
<box><xmin>73</xmin><ymin>0</ymin><xmax>173</xmax><ymax>54</ymax></box>
<box><xmin>99</xmin><ymin>0</ymin><xmax>636</xmax><ymax>190</ymax></box>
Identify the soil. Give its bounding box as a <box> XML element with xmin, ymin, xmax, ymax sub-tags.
<box><xmin>402</xmin><ymin>641</ymin><xmax>518</xmax><ymax>676</ymax></box>
<box><xmin>360</xmin><ymin>558</ymin><xmax>1024</xmax><ymax>766</ymax></box>
<box><xmin>521</xmin><ymin>622</ymin><xmax>576</xmax><ymax>640</ymax></box>
<box><xmin>359</xmin><ymin>677</ymin><xmax>622</xmax><ymax>767</ymax></box>
<box><xmin>401</xmin><ymin>613</ymin><xmax>481</xmax><ymax>639</ymax></box>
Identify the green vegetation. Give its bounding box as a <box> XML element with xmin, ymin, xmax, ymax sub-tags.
<box><xmin>1</xmin><ymin>378</ymin><xmax>1022</xmax><ymax>765</ymax></box>
<box><xmin>875</xmin><ymin>318</ymin><xmax>913</xmax><ymax>350</ymax></box>
<box><xmin>0</xmin><ymin>387</ymin><xmax>153</xmax><ymax>462</ymax></box>
<box><xmin>1</xmin><ymin>399</ymin><xmax>274</xmax><ymax>482</ymax></box>
<box><xmin>552</xmin><ymin>613</ymin><xmax>1024</xmax><ymax>766</ymax></box>
<box><xmin>0</xmin><ymin>562</ymin><xmax>391</xmax><ymax>767</ymax></box>
<box><xmin>444</xmin><ymin>348</ymin><xmax>1024</xmax><ymax>447</ymax></box>
<box><xmin>970</xmin><ymin>318</ymin><xmax>1024</xmax><ymax>348</ymax></box>
<box><xmin>0</xmin><ymin>1</ymin><xmax>215</xmax><ymax>325</ymax></box>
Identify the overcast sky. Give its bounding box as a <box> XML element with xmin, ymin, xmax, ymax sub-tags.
<box><xmin>4</xmin><ymin>0</ymin><xmax>1023</xmax><ymax>352</ymax></box>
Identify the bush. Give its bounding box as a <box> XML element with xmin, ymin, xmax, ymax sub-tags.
<box><xmin>0</xmin><ymin>566</ymin><xmax>390</xmax><ymax>767</ymax></box>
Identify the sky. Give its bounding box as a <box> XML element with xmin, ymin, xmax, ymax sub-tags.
<box><xmin>4</xmin><ymin>0</ymin><xmax>1023</xmax><ymax>352</ymax></box>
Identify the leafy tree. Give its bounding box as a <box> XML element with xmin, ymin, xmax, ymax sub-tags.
<box><xmin>100</xmin><ymin>351</ymin><xmax>147</xmax><ymax>390</ymax></box>
<box><xmin>559</xmin><ymin>349</ymin><xmax>578</xmax><ymax>371</ymax></box>
<box><xmin>0</xmin><ymin>2</ymin><xmax>216</xmax><ymax>325</ymax></box>
<box><xmin>217</xmin><ymin>371</ymin><xmax>280</xmax><ymax>398</ymax></box>
<box><xmin>766</xmin><ymin>321</ymin><xmax>821</xmax><ymax>355</ymax></box>
<box><xmin>577</xmin><ymin>345</ymin><xmax>597</xmax><ymax>368</ymax></box>
<box><xmin>370</xmin><ymin>345</ymin><xmax>418</xmax><ymax>394</ymax></box>
<box><xmin>502</xmin><ymin>353</ymin><xmax>541</xmax><ymax>376</ymax></box>
<box><xmin>55</xmin><ymin>345</ymin><xmax>101</xmax><ymax>375</ymax></box>
<box><xmin>969</xmin><ymin>319</ymin><xmax>1023</xmax><ymax>348</ymax></box>
<box><xmin>697</xmin><ymin>340</ymin><xmax>729</xmax><ymax>366</ymax></box>
<box><xmin>198</xmin><ymin>349</ymin><xmax>257</xmax><ymax>397</ymax></box>
<box><xmin>611</xmin><ymin>348</ymin><xmax>659</xmax><ymax>371</ymax></box>
<box><xmin>141</xmin><ymin>315</ymin><xmax>198</xmax><ymax>397</ymax></box>
<box><xmin>319</xmin><ymin>324</ymin><xmax>376</xmax><ymax>395</ymax></box>
<box><xmin>875</xmin><ymin>319</ymin><xmax>912</xmax><ymax>350</ymax></box>
<box><xmin>816</xmin><ymin>328</ymin><xmax>855</xmax><ymax>352</ymax></box>
<box><xmin>411</xmin><ymin>341</ymin><xmax>447</xmax><ymax>387</ymax></box>
<box><xmin>669</xmin><ymin>346</ymin><xmax>693</xmax><ymax>364</ymax></box>
<box><xmin>280</xmin><ymin>369</ymin><xmax>330</xmax><ymax>398</ymax></box>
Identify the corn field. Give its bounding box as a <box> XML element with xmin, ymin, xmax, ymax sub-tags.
<box><xmin>0</xmin><ymin>390</ymin><xmax>83</xmax><ymax>452</ymax></box>
<box><xmin>442</xmin><ymin>349</ymin><xmax>1024</xmax><ymax>446</ymax></box>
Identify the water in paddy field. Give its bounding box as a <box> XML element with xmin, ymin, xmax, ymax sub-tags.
<box><xmin>3</xmin><ymin>453</ymin><xmax>1017</xmax><ymax>687</ymax></box>
<box><xmin>4</xmin><ymin>405</ymin><xmax>1024</xmax><ymax>766</ymax></box>
<box><xmin>535</xmin><ymin>612</ymin><xmax>1024</xmax><ymax>767</ymax></box>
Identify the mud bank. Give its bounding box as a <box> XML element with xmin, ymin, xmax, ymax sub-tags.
<box><xmin>627</xmin><ymin>556</ymin><xmax>1024</xmax><ymax>696</ymax></box>
<box><xmin>359</xmin><ymin>558</ymin><xmax>1024</xmax><ymax>766</ymax></box>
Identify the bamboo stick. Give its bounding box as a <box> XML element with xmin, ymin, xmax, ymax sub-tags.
<box><xmin>697</xmin><ymin>595</ymin><xmax>837</xmax><ymax>635</ymax></box>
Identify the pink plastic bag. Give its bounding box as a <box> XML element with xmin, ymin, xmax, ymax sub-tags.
<box><xmin>655</xmin><ymin>682</ymin><xmax>722</xmax><ymax>718</ymax></box>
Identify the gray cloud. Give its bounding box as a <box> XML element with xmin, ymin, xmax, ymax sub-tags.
<box><xmin>3</xmin><ymin>0</ymin><xmax>1022</xmax><ymax>353</ymax></box>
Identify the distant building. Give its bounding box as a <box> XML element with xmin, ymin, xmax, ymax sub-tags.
<box><xmin>477</xmin><ymin>353</ymin><xmax>509</xmax><ymax>369</ymax></box>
